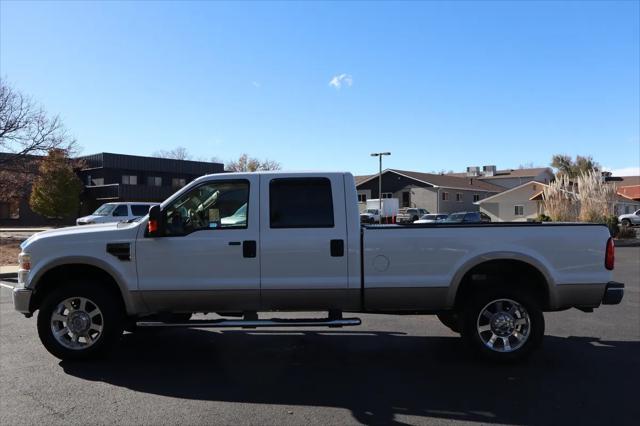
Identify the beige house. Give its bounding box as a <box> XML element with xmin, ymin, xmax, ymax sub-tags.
<box><xmin>476</xmin><ymin>181</ymin><xmax>548</xmax><ymax>222</ymax></box>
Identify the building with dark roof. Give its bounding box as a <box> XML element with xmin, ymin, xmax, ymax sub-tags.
<box><xmin>0</xmin><ymin>152</ymin><xmax>223</xmax><ymax>227</ymax></box>
<box><xmin>447</xmin><ymin>165</ymin><xmax>554</xmax><ymax>189</ymax></box>
<box><xmin>355</xmin><ymin>169</ymin><xmax>503</xmax><ymax>214</ymax></box>
<box><xmin>77</xmin><ymin>152</ymin><xmax>223</xmax><ymax>212</ymax></box>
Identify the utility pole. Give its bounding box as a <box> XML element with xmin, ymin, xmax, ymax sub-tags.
<box><xmin>370</xmin><ymin>152</ymin><xmax>391</xmax><ymax>224</ymax></box>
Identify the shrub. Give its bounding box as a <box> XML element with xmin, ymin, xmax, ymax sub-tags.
<box><xmin>617</xmin><ymin>225</ymin><xmax>637</xmax><ymax>239</ymax></box>
<box><xmin>603</xmin><ymin>215</ymin><xmax>619</xmax><ymax>237</ymax></box>
<box><xmin>536</xmin><ymin>214</ymin><xmax>551</xmax><ymax>222</ymax></box>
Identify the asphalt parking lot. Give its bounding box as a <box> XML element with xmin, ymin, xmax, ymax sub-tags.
<box><xmin>0</xmin><ymin>248</ymin><xmax>638</xmax><ymax>425</ymax></box>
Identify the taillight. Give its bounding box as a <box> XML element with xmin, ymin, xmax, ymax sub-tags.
<box><xmin>605</xmin><ymin>237</ymin><xmax>615</xmax><ymax>270</ymax></box>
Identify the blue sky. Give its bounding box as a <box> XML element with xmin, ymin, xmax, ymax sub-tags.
<box><xmin>1</xmin><ymin>1</ymin><xmax>638</xmax><ymax>176</ymax></box>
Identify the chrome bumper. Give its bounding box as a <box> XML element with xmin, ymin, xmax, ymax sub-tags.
<box><xmin>602</xmin><ymin>281</ymin><xmax>624</xmax><ymax>305</ymax></box>
<box><xmin>13</xmin><ymin>288</ymin><xmax>32</xmax><ymax>314</ymax></box>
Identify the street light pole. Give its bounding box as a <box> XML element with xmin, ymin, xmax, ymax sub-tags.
<box><xmin>370</xmin><ymin>152</ymin><xmax>391</xmax><ymax>224</ymax></box>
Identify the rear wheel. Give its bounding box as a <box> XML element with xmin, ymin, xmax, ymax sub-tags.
<box><xmin>37</xmin><ymin>282</ymin><xmax>124</xmax><ymax>360</ymax></box>
<box><xmin>461</xmin><ymin>288</ymin><xmax>544</xmax><ymax>362</ymax></box>
<box><xmin>621</xmin><ymin>219</ymin><xmax>632</xmax><ymax>227</ymax></box>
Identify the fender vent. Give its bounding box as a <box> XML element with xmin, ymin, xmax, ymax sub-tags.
<box><xmin>107</xmin><ymin>243</ymin><xmax>130</xmax><ymax>261</ymax></box>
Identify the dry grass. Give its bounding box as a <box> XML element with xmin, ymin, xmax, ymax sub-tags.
<box><xmin>0</xmin><ymin>240</ymin><xmax>21</xmax><ymax>266</ymax></box>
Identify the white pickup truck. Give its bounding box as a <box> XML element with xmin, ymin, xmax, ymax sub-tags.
<box><xmin>12</xmin><ymin>172</ymin><xmax>624</xmax><ymax>362</ymax></box>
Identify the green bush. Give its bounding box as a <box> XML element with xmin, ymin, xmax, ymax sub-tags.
<box><xmin>617</xmin><ymin>226</ymin><xmax>636</xmax><ymax>239</ymax></box>
<box><xmin>536</xmin><ymin>214</ymin><xmax>551</xmax><ymax>222</ymax></box>
<box><xmin>603</xmin><ymin>215</ymin><xmax>619</xmax><ymax>237</ymax></box>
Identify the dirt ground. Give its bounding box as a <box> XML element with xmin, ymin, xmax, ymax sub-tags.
<box><xmin>0</xmin><ymin>241</ymin><xmax>21</xmax><ymax>266</ymax></box>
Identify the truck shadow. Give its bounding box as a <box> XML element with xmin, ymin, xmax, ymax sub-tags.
<box><xmin>61</xmin><ymin>329</ymin><xmax>639</xmax><ymax>425</ymax></box>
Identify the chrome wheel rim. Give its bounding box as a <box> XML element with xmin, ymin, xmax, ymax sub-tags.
<box><xmin>50</xmin><ymin>296</ymin><xmax>104</xmax><ymax>350</ymax></box>
<box><xmin>476</xmin><ymin>298</ymin><xmax>530</xmax><ymax>353</ymax></box>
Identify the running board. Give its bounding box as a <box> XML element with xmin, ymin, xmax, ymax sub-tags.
<box><xmin>136</xmin><ymin>317</ymin><xmax>362</xmax><ymax>328</ymax></box>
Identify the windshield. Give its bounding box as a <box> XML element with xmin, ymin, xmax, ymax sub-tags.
<box><xmin>421</xmin><ymin>214</ymin><xmax>438</xmax><ymax>220</ymax></box>
<box><xmin>92</xmin><ymin>204</ymin><xmax>117</xmax><ymax>216</ymax></box>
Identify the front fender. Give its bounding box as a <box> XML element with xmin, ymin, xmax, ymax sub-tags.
<box><xmin>29</xmin><ymin>256</ymin><xmax>143</xmax><ymax>315</ymax></box>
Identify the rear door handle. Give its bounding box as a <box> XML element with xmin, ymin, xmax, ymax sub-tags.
<box><xmin>243</xmin><ymin>240</ymin><xmax>257</xmax><ymax>258</ymax></box>
<box><xmin>330</xmin><ymin>239</ymin><xmax>344</xmax><ymax>257</ymax></box>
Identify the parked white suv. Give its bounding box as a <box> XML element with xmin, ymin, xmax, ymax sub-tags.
<box><xmin>76</xmin><ymin>202</ymin><xmax>158</xmax><ymax>225</ymax></box>
<box><xmin>618</xmin><ymin>209</ymin><xmax>640</xmax><ymax>227</ymax></box>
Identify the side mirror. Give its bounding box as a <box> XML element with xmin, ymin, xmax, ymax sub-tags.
<box><xmin>147</xmin><ymin>205</ymin><xmax>163</xmax><ymax>237</ymax></box>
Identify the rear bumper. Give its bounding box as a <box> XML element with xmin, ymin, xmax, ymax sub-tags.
<box><xmin>13</xmin><ymin>288</ymin><xmax>32</xmax><ymax>314</ymax></box>
<box><xmin>602</xmin><ymin>281</ymin><xmax>624</xmax><ymax>305</ymax></box>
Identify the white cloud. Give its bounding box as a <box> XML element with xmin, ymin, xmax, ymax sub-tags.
<box><xmin>329</xmin><ymin>73</ymin><xmax>353</xmax><ymax>89</ymax></box>
<box><xmin>604</xmin><ymin>166</ymin><xmax>640</xmax><ymax>176</ymax></box>
<box><xmin>251</xmin><ymin>81</ymin><xmax>261</xmax><ymax>88</ymax></box>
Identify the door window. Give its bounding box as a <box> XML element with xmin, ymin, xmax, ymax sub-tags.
<box><xmin>164</xmin><ymin>180</ymin><xmax>249</xmax><ymax>236</ymax></box>
<box><xmin>269</xmin><ymin>178</ymin><xmax>334</xmax><ymax>228</ymax></box>
<box><xmin>131</xmin><ymin>204</ymin><xmax>153</xmax><ymax>216</ymax></box>
<box><xmin>113</xmin><ymin>205</ymin><xmax>129</xmax><ymax>217</ymax></box>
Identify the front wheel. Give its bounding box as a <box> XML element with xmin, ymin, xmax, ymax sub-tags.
<box><xmin>37</xmin><ymin>282</ymin><xmax>124</xmax><ymax>360</ymax></box>
<box><xmin>461</xmin><ymin>289</ymin><xmax>544</xmax><ymax>362</ymax></box>
<box><xmin>621</xmin><ymin>219</ymin><xmax>632</xmax><ymax>227</ymax></box>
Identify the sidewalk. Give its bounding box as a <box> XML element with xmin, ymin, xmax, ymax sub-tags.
<box><xmin>0</xmin><ymin>265</ymin><xmax>18</xmax><ymax>280</ymax></box>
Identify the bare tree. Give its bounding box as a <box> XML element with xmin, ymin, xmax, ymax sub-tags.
<box><xmin>226</xmin><ymin>153</ymin><xmax>281</xmax><ymax>172</ymax></box>
<box><xmin>0</xmin><ymin>79</ymin><xmax>78</xmax><ymax>200</ymax></box>
<box><xmin>0</xmin><ymin>79</ymin><xmax>77</xmax><ymax>164</ymax></box>
<box><xmin>153</xmin><ymin>146</ymin><xmax>193</xmax><ymax>160</ymax></box>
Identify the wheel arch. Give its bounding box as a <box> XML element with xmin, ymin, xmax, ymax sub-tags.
<box><xmin>447</xmin><ymin>253</ymin><xmax>556</xmax><ymax>310</ymax></box>
<box><xmin>29</xmin><ymin>258</ymin><xmax>139</xmax><ymax>315</ymax></box>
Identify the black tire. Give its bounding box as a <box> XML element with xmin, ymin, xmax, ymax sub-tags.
<box><xmin>37</xmin><ymin>282</ymin><xmax>124</xmax><ymax>360</ymax></box>
<box><xmin>437</xmin><ymin>312</ymin><xmax>461</xmax><ymax>333</ymax></box>
<box><xmin>621</xmin><ymin>219</ymin><xmax>631</xmax><ymax>228</ymax></box>
<box><xmin>461</xmin><ymin>288</ymin><xmax>544</xmax><ymax>362</ymax></box>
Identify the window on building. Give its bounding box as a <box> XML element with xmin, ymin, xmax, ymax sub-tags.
<box><xmin>92</xmin><ymin>178</ymin><xmax>104</xmax><ymax>186</ymax></box>
<box><xmin>473</xmin><ymin>194</ymin><xmax>480</xmax><ymax>202</ymax></box>
<box><xmin>147</xmin><ymin>176</ymin><xmax>162</xmax><ymax>186</ymax></box>
<box><xmin>381</xmin><ymin>193</ymin><xmax>393</xmax><ymax>199</ymax></box>
<box><xmin>357</xmin><ymin>193</ymin><xmax>367</xmax><ymax>202</ymax></box>
<box><xmin>514</xmin><ymin>205</ymin><xmax>524</xmax><ymax>216</ymax></box>
<box><xmin>172</xmin><ymin>178</ymin><xmax>186</xmax><ymax>188</ymax></box>
<box><xmin>456</xmin><ymin>193</ymin><xmax>463</xmax><ymax>202</ymax></box>
<box><xmin>122</xmin><ymin>175</ymin><xmax>137</xmax><ymax>185</ymax></box>
<box><xmin>270</xmin><ymin>178</ymin><xmax>334</xmax><ymax>228</ymax></box>
<box><xmin>0</xmin><ymin>200</ymin><xmax>20</xmax><ymax>219</ymax></box>
<box><xmin>441</xmin><ymin>192</ymin><xmax>449</xmax><ymax>201</ymax></box>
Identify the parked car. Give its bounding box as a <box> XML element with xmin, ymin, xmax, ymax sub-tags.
<box><xmin>76</xmin><ymin>202</ymin><xmax>158</xmax><ymax>225</ymax></box>
<box><xmin>396</xmin><ymin>208</ymin><xmax>428</xmax><ymax>223</ymax></box>
<box><xmin>13</xmin><ymin>171</ymin><xmax>623</xmax><ymax>362</ymax></box>
<box><xmin>414</xmin><ymin>213</ymin><xmax>448</xmax><ymax>224</ymax></box>
<box><xmin>443</xmin><ymin>211</ymin><xmax>492</xmax><ymax>224</ymax></box>
<box><xmin>618</xmin><ymin>209</ymin><xmax>640</xmax><ymax>227</ymax></box>
<box><xmin>360</xmin><ymin>208</ymin><xmax>380</xmax><ymax>224</ymax></box>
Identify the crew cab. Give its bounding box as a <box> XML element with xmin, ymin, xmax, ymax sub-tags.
<box><xmin>12</xmin><ymin>172</ymin><xmax>624</xmax><ymax>362</ymax></box>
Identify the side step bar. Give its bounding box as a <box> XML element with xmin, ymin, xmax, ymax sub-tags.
<box><xmin>137</xmin><ymin>317</ymin><xmax>362</xmax><ymax>328</ymax></box>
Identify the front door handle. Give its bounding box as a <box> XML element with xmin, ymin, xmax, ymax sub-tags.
<box><xmin>243</xmin><ymin>240</ymin><xmax>257</xmax><ymax>258</ymax></box>
<box><xmin>330</xmin><ymin>239</ymin><xmax>344</xmax><ymax>257</ymax></box>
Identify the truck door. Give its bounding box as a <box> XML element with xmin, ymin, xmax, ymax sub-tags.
<box><xmin>136</xmin><ymin>175</ymin><xmax>260</xmax><ymax>312</ymax></box>
<box><xmin>259</xmin><ymin>174</ymin><xmax>349</xmax><ymax>310</ymax></box>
